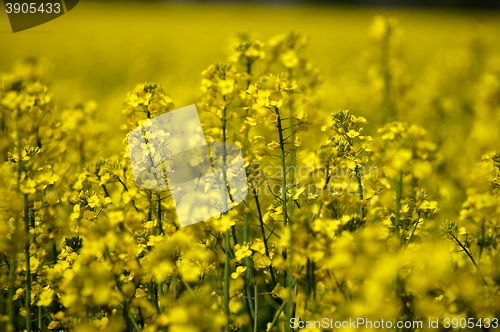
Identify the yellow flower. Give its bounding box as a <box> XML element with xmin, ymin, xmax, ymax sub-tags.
<box><xmin>280</xmin><ymin>49</ymin><xmax>299</xmax><ymax>68</ymax></box>
<box><xmin>234</xmin><ymin>243</ymin><xmax>252</xmax><ymax>261</ymax></box>
<box><xmin>37</xmin><ymin>287</ymin><xmax>54</xmax><ymax>306</ymax></box>
<box><xmin>20</xmin><ymin>179</ymin><xmax>37</xmax><ymax>194</ymax></box>
<box><xmin>91</xmin><ymin>317</ymin><xmax>109</xmax><ymax>329</ymax></box>
<box><xmin>231</xmin><ymin>265</ymin><xmax>247</xmax><ymax>279</ymax></box>
<box><xmin>178</xmin><ymin>262</ymin><xmax>202</xmax><ymax>283</ymax></box>
<box><xmin>347</xmin><ymin>129</ymin><xmax>359</xmax><ymax>138</ymax></box>
<box><xmin>267</xmin><ymin>141</ymin><xmax>280</xmax><ymax>150</ymax></box>
<box><xmin>250</xmin><ymin>239</ymin><xmax>266</xmax><ymax>255</ymax></box>
<box><xmin>292</xmin><ymin>187</ymin><xmax>305</xmax><ymax>200</ymax></box>
<box><xmin>87</xmin><ymin>195</ymin><xmax>100</xmax><ymax>208</ymax></box>
<box><xmin>293</xmin><ymin>136</ymin><xmax>302</xmax><ymax>147</ymax></box>
<box><xmin>47</xmin><ymin>321</ymin><xmax>60</xmax><ymax>329</ymax></box>
<box><xmin>218</xmin><ymin>79</ymin><xmax>235</xmax><ymax>95</ymax></box>
<box><xmin>253</xmin><ymin>252</ymin><xmax>271</xmax><ymax>270</ymax></box>
<box><xmin>244</xmin><ymin>116</ymin><xmax>259</xmax><ymax>127</ymax></box>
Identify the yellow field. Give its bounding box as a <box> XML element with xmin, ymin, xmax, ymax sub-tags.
<box><xmin>1</xmin><ymin>2</ymin><xmax>500</xmax><ymax>332</ymax></box>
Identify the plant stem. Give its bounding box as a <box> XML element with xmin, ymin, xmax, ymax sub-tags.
<box><xmin>8</xmin><ymin>115</ymin><xmax>24</xmax><ymax>331</ymax></box>
<box><xmin>288</xmin><ymin>95</ymin><xmax>296</xmax><ymax>218</ymax></box>
<box><xmin>221</xmin><ymin>105</ymin><xmax>231</xmax><ymax>332</ymax></box>
<box><xmin>24</xmin><ymin>194</ymin><xmax>31</xmax><ymax>332</ymax></box>
<box><xmin>267</xmin><ymin>300</ymin><xmax>286</xmax><ymax>332</ymax></box>
<box><xmin>223</xmin><ymin>230</ymin><xmax>230</xmax><ymax>332</ymax></box>
<box><xmin>147</xmin><ymin>191</ymin><xmax>152</xmax><ymax>222</ymax></box>
<box><xmin>241</xmin><ymin>65</ymin><xmax>258</xmax><ymax>326</ymax></box>
<box><xmin>157</xmin><ymin>193</ymin><xmax>163</xmax><ymax>235</ymax></box>
<box><xmin>450</xmin><ymin>234</ymin><xmax>477</xmax><ymax>267</ymax></box>
<box><xmin>393</xmin><ymin>169</ymin><xmax>403</xmax><ymax>332</ymax></box>
<box><xmin>275</xmin><ymin>108</ymin><xmax>288</xmax><ymax>227</ymax></box>
<box><xmin>354</xmin><ymin>166</ymin><xmax>365</xmax><ymax>220</ymax></box>
<box><xmin>7</xmin><ymin>217</ymin><xmax>18</xmax><ymax>331</ymax></box>
<box><xmin>253</xmin><ymin>279</ymin><xmax>258</xmax><ymax>332</ymax></box>
<box><xmin>253</xmin><ymin>188</ymin><xmax>277</xmax><ymax>287</ymax></box>
<box><xmin>405</xmin><ymin>216</ymin><xmax>420</xmax><ymax>248</ymax></box>
<box><xmin>276</xmin><ymin>107</ymin><xmax>293</xmax><ymax>331</ymax></box>
<box><xmin>38</xmin><ymin>304</ymin><xmax>42</xmax><ymax>330</ymax></box>
<box><xmin>394</xmin><ymin>169</ymin><xmax>403</xmax><ymax>236</ymax></box>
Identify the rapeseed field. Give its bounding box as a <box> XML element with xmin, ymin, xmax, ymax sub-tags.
<box><xmin>1</xmin><ymin>3</ymin><xmax>500</xmax><ymax>331</ymax></box>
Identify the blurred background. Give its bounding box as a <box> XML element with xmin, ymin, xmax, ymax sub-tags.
<box><xmin>93</xmin><ymin>0</ymin><xmax>500</xmax><ymax>9</ymax></box>
<box><xmin>1</xmin><ymin>0</ymin><xmax>500</xmax><ymax>160</ymax></box>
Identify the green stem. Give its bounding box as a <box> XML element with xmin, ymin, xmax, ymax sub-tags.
<box><xmin>253</xmin><ymin>278</ymin><xmax>258</xmax><ymax>332</ymax></box>
<box><xmin>126</xmin><ymin>300</ymin><xmax>140</xmax><ymax>331</ymax></box>
<box><xmin>7</xmin><ymin>217</ymin><xmax>18</xmax><ymax>331</ymax></box>
<box><xmin>221</xmin><ymin>105</ymin><xmax>231</xmax><ymax>332</ymax></box>
<box><xmin>242</xmin><ymin>190</ymin><xmax>254</xmax><ymax>324</ymax></box>
<box><xmin>394</xmin><ymin>169</ymin><xmax>403</xmax><ymax>236</ymax></box>
<box><xmin>223</xmin><ymin>230</ymin><xmax>231</xmax><ymax>332</ymax></box>
<box><xmin>253</xmin><ymin>188</ymin><xmax>277</xmax><ymax>287</ymax></box>
<box><xmin>393</xmin><ymin>169</ymin><xmax>403</xmax><ymax>332</ymax></box>
<box><xmin>405</xmin><ymin>215</ymin><xmax>420</xmax><ymax>248</ymax></box>
<box><xmin>38</xmin><ymin>305</ymin><xmax>42</xmax><ymax>330</ymax></box>
<box><xmin>276</xmin><ymin>107</ymin><xmax>293</xmax><ymax>331</ymax></box>
<box><xmin>157</xmin><ymin>281</ymin><xmax>163</xmax><ymax>313</ymax></box>
<box><xmin>355</xmin><ymin>166</ymin><xmax>365</xmax><ymax>220</ymax></box>
<box><xmin>450</xmin><ymin>234</ymin><xmax>477</xmax><ymax>267</ymax></box>
<box><xmin>267</xmin><ymin>300</ymin><xmax>286</xmax><ymax>332</ymax></box>
<box><xmin>147</xmin><ymin>191</ymin><xmax>152</xmax><ymax>222</ymax></box>
<box><xmin>24</xmin><ymin>194</ymin><xmax>31</xmax><ymax>332</ymax></box>
<box><xmin>288</xmin><ymin>96</ymin><xmax>296</xmax><ymax>217</ymax></box>
<box><xmin>449</xmin><ymin>234</ymin><xmax>489</xmax><ymax>286</ymax></box>
<box><xmin>241</xmin><ymin>63</ymin><xmax>257</xmax><ymax>326</ymax></box>
<box><xmin>275</xmin><ymin>108</ymin><xmax>288</xmax><ymax>227</ymax></box>
<box><xmin>8</xmin><ymin>115</ymin><xmax>24</xmax><ymax>331</ymax></box>
<box><xmin>157</xmin><ymin>194</ymin><xmax>163</xmax><ymax>235</ymax></box>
